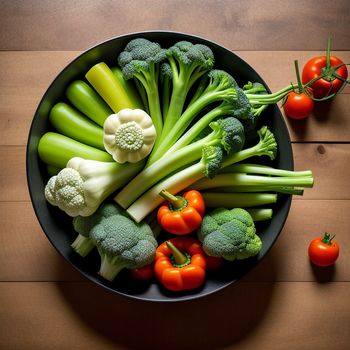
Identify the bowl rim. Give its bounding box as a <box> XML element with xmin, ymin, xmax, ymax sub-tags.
<box><xmin>26</xmin><ymin>30</ymin><xmax>293</xmax><ymax>302</ymax></box>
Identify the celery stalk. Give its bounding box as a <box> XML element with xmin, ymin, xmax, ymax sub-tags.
<box><xmin>49</xmin><ymin>102</ymin><xmax>105</xmax><ymax>150</ymax></box>
<box><xmin>38</xmin><ymin>132</ymin><xmax>113</xmax><ymax>169</ymax></box>
<box><xmin>66</xmin><ymin>80</ymin><xmax>113</xmax><ymax>126</ymax></box>
<box><xmin>86</xmin><ymin>62</ymin><xmax>138</xmax><ymax>113</ymax></box>
<box><xmin>201</xmin><ymin>192</ymin><xmax>278</xmax><ymax>208</ymax></box>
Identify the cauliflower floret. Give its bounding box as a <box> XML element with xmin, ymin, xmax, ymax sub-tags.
<box><xmin>44</xmin><ymin>168</ymin><xmax>86</xmax><ymax>216</ymax></box>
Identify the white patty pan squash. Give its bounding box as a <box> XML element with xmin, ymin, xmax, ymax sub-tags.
<box><xmin>103</xmin><ymin>108</ymin><xmax>156</xmax><ymax>163</ymax></box>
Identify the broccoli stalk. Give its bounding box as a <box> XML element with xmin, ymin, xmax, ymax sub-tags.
<box><xmin>118</xmin><ymin>38</ymin><xmax>167</xmax><ymax>143</ymax></box>
<box><xmin>126</xmin><ymin>126</ymin><xmax>277</xmax><ymax>222</ymax></box>
<box><xmin>160</xmin><ymin>41</ymin><xmax>214</xmax><ymax>138</ymax></box>
<box><xmin>192</xmin><ymin>163</ymin><xmax>314</xmax><ymax>195</ymax></box>
<box><xmin>246</xmin><ymin>208</ymin><xmax>273</xmax><ymax>221</ymax></box>
<box><xmin>90</xmin><ymin>214</ymin><xmax>158</xmax><ymax>282</ymax></box>
<box><xmin>160</xmin><ymin>63</ymin><xmax>173</xmax><ymax>119</ymax></box>
<box><xmin>114</xmin><ymin>117</ymin><xmax>245</xmax><ymax>209</ymax></box>
<box><xmin>71</xmin><ymin>233</ymin><xmax>95</xmax><ymax>258</ymax></box>
<box><xmin>162</xmin><ymin>99</ymin><xmax>243</xmax><ymax>155</ymax></box>
<box><xmin>147</xmin><ymin>69</ymin><xmax>238</xmax><ymax>164</ymax></box>
<box><xmin>201</xmin><ymin>192</ymin><xmax>278</xmax><ymax>208</ymax></box>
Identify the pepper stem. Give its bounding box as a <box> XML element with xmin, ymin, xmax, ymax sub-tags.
<box><xmin>166</xmin><ymin>241</ymin><xmax>189</xmax><ymax>266</ymax></box>
<box><xmin>159</xmin><ymin>189</ymin><xmax>186</xmax><ymax>210</ymax></box>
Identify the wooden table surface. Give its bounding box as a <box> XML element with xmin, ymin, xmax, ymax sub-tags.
<box><xmin>1</xmin><ymin>1</ymin><xmax>349</xmax><ymax>349</ymax></box>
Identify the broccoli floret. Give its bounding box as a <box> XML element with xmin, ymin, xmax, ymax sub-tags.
<box><xmin>90</xmin><ymin>214</ymin><xmax>158</xmax><ymax>281</ymax></box>
<box><xmin>118</xmin><ymin>38</ymin><xmax>167</xmax><ymax>138</ymax></box>
<box><xmin>198</xmin><ymin>207</ymin><xmax>262</xmax><ymax>260</ymax></box>
<box><xmin>232</xmin><ymin>87</ymin><xmax>251</xmax><ymax>120</ymax></box>
<box><xmin>160</xmin><ymin>41</ymin><xmax>214</xmax><ymax>136</ymax></box>
<box><xmin>70</xmin><ymin>203</ymin><xmax>120</xmax><ymax>256</ymax></box>
<box><xmin>202</xmin><ymin>145</ymin><xmax>224</xmax><ymax>179</ymax></box>
<box><xmin>71</xmin><ymin>202</ymin><xmax>124</xmax><ymax>257</ymax></box>
<box><xmin>201</xmin><ymin>117</ymin><xmax>245</xmax><ymax>179</ymax></box>
<box><xmin>243</xmin><ymin>81</ymin><xmax>267</xmax><ymax>95</ymax></box>
<box><xmin>210</xmin><ymin>117</ymin><xmax>245</xmax><ymax>154</ymax></box>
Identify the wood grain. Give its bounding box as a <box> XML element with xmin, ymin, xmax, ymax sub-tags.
<box><xmin>1</xmin><ymin>1</ymin><xmax>349</xmax><ymax>348</ymax></box>
<box><xmin>0</xmin><ymin>282</ymin><xmax>349</xmax><ymax>350</ymax></box>
<box><xmin>1</xmin><ymin>0</ymin><xmax>349</xmax><ymax>51</ymax></box>
<box><xmin>1</xmin><ymin>200</ymin><xmax>348</xmax><ymax>282</ymax></box>
<box><xmin>1</xmin><ymin>51</ymin><xmax>349</xmax><ymax>147</ymax></box>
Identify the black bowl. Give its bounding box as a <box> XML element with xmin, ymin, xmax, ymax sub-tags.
<box><xmin>26</xmin><ymin>31</ymin><xmax>293</xmax><ymax>302</ymax></box>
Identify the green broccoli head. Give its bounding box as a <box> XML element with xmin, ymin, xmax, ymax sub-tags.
<box><xmin>198</xmin><ymin>207</ymin><xmax>262</xmax><ymax>261</ymax></box>
<box><xmin>118</xmin><ymin>38</ymin><xmax>167</xmax><ymax>80</ymax></box>
<box><xmin>209</xmin><ymin>117</ymin><xmax>245</xmax><ymax>154</ymax></box>
<box><xmin>243</xmin><ymin>81</ymin><xmax>268</xmax><ymax>95</ymax></box>
<box><xmin>70</xmin><ymin>202</ymin><xmax>125</xmax><ymax>257</ymax></box>
<box><xmin>160</xmin><ymin>62</ymin><xmax>173</xmax><ymax>82</ymax></box>
<box><xmin>232</xmin><ymin>87</ymin><xmax>251</xmax><ymax>120</ymax></box>
<box><xmin>202</xmin><ymin>145</ymin><xmax>224</xmax><ymax>179</ymax></box>
<box><xmin>90</xmin><ymin>214</ymin><xmax>158</xmax><ymax>281</ymax></box>
<box><xmin>72</xmin><ymin>202</ymin><xmax>125</xmax><ymax>237</ymax></box>
<box><xmin>207</xmin><ymin>70</ymin><xmax>238</xmax><ymax>91</ymax></box>
<box><xmin>167</xmin><ymin>41</ymin><xmax>214</xmax><ymax>71</ymax></box>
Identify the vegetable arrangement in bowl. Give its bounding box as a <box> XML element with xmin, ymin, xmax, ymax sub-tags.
<box><xmin>27</xmin><ymin>32</ymin><xmax>317</xmax><ymax>301</ymax></box>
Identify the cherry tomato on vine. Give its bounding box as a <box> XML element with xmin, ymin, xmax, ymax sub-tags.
<box><xmin>283</xmin><ymin>91</ymin><xmax>314</xmax><ymax>119</ymax></box>
<box><xmin>302</xmin><ymin>36</ymin><xmax>348</xmax><ymax>99</ymax></box>
<box><xmin>302</xmin><ymin>55</ymin><xmax>348</xmax><ymax>99</ymax></box>
<box><xmin>308</xmin><ymin>233</ymin><xmax>339</xmax><ymax>267</ymax></box>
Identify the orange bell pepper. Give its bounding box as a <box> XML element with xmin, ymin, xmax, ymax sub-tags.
<box><xmin>155</xmin><ymin>237</ymin><xmax>207</xmax><ymax>292</ymax></box>
<box><xmin>157</xmin><ymin>189</ymin><xmax>205</xmax><ymax>235</ymax></box>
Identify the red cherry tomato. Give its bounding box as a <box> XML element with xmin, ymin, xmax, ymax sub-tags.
<box><xmin>283</xmin><ymin>91</ymin><xmax>314</xmax><ymax>119</ymax></box>
<box><xmin>308</xmin><ymin>233</ymin><xmax>339</xmax><ymax>267</ymax></box>
<box><xmin>130</xmin><ymin>263</ymin><xmax>154</xmax><ymax>282</ymax></box>
<box><xmin>302</xmin><ymin>55</ymin><xmax>348</xmax><ymax>99</ymax></box>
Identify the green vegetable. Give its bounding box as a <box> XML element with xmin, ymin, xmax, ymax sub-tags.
<box><xmin>66</xmin><ymin>80</ymin><xmax>113</xmax><ymax>126</ymax></box>
<box><xmin>49</xmin><ymin>102</ymin><xmax>105</xmax><ymax>150</ymax></box>
<box><xmin>85</xmin><ymin>62</ymin><xmax>139</xmax><ymax>113</ymax></box>
<box><xmin>103</xmin><ymin>108</ymin><xmax>156</xmax><ymax>163</ymax></box>
<box><xmin>115</xmin><ymin>117</ymin><xmax>245</xmax><ymax>208</ymax></box>
<box><xmin>38</xmin><ymin>132</ymin><xmax>113</xmax><ymax>168</ymax></box>
<box><xmin>125</xmin><ymin>126</ymin><xmax>277</xmax><ymax>222</ymax></box>
<box><xmin>193</xmin><ymin>163</ymin><xmax>314</xmax><ymax>195</ymax></box>
<box><xmin>111</xmin><ymin>67</ymin><xmax>144</xmax><ymax>110</ymax></box>
<box><xmin>147</xmin><ymin>69</ymin><xmax>238</xmax><ymax>164</ymax></box>
<box><xmin>159</xmin><ymin>63</ymin><xmax>172</xmax><ymax>118</ymax></box>
<box><xmin>90</xmin><ymin>213</ymin><xmax>158</xmax><ymax>281</ymax></box>
<box><xmin>246</xmin><ymin>208</ymin><xmax>273</xmax><ymax>222</ymax></box>
<box><xmin>160</xmin><ymin>41</ymin><xmax>214</xmax><ymax>138</ymax></box>
<box><xmin>118</xmin><ymin>38</ymin><xmax>167</xmax><ymax>141</ymax></box>
<box><xmin>71</xmin><ymin>202</ymin><xmax>123</xmax><ymax>257</ymax></box>
<box><xmin>201</xmin><ymin>192</ymin><xmax>278</xmax><ymax>208</ymax></box>
<box><xmin>44</xmin><ymin>156</ymin><xmax>145</xmax><ymax>217</ymax></box>
<box><xmin>197</xmin><ymin>208</ymin><xmax>262</xmax><ymax>261</ymax></box>
<box><xmin>46</xmin><ymin>164</ymin><xmax>61</xmax><ymax>176</ymax></box>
